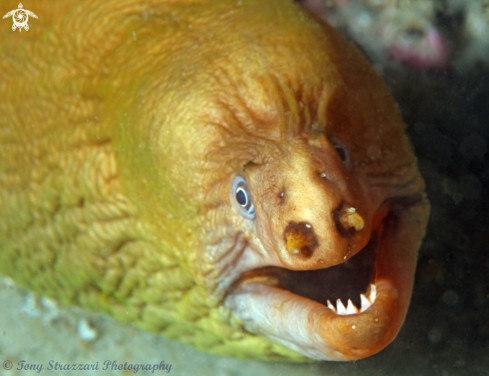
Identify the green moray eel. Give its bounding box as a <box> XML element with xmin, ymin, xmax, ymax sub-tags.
<box><xmin>0</xmin><ymin>0</ymin><xmax>429</xmax><ymax>361</ymax></box>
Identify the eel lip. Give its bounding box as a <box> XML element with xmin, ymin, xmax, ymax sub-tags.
<box><xmin>226</xmin><ymin>279</ymin><xmax>398</xmax><ymax>360</ymax></box>
<box><xmin>224</xmin><ymin>197</ymin><xmax>427</xmax><ymax>360</ymax></box>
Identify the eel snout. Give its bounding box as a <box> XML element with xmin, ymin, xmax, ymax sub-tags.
<box><xmin>249</xmin><ymin>137</ymin><xmax>373</xmax><ymax>271</ymax></box>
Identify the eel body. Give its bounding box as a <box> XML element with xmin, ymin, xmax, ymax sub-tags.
<box><xmin>0</xmin><ymin>0</ymin><xmax>430</xmax><ymax>361</ymax></box>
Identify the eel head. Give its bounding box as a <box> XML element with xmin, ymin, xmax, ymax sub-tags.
<box><xmin>219</xmin><ymin>129</ymin><xmax>429</xmax><ymax>361</ymax></box>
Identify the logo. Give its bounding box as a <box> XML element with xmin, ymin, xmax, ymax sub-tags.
<box><xmin>3</xmin><ymin>3</ymin><xmax>37</xmax><ymax>32</ymax></box>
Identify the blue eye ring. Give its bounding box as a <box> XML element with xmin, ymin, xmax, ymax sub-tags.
<box><xmin>230</xmin><ymin>176</ymin><xmax>255</xmax><ymax>220</ymax></box>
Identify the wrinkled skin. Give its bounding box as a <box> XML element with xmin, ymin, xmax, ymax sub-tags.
<box><xmin>0</xmin><ymin>0</ymin><xmax>429</xmax><ymax>361</ymax></box>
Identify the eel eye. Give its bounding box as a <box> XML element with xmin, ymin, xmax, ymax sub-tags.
<box><xmin>231</xmin><ymin>176</ymin><xmax>255</xmax><ymax>220</ymax></box>
<box><xmin>330</xmin><ymin>136</ymin><xmax>351</xmax><ymax>169</ymax></box>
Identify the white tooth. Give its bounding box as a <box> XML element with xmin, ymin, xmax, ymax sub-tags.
<box><xmin>327</xmin><ymin>300</ymin><xmax>336</xmax><ymax>313</ymax></box>
<box><xmin>360</xmin><ymin>294</ymin><xmax>371</xmax><ymax>312</ymax></box>
<box><xmin>369</xmin><ymin>284</ymin><xmax>377</xmax><ymax>303</ymax></box>
<box><xmin>346</xmin><ymin>299</ymin><xmax>358</xmax><ymax>314</ymax></box>
<box><xmin>336</xmin><ymin>299</ymin><xmax>346</xmax><ymax>315</ymax></box>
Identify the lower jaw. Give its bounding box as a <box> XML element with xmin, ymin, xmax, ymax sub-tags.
<box><xmin>224</xmin><ymin>278</ymin><xmax>400</xmax><ymax>360</ymax></box>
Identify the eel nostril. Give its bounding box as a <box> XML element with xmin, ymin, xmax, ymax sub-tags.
<box><xmin>284</xmin><ymin>222</ymin><xmax>318</xmax><ymax>258</ymax></box>
<box><xmin>335</xmin><ymin>205</ymin><xmax>365</xmax><ymax>236</ymax></box>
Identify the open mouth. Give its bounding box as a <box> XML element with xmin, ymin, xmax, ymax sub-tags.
<box><xmin>224</xmin><ymin>200</ymin><xmax>427</xmax><ymax>361</ymax></box>
<box><xmin>238</xmin><ymin>231</ymin><xmax>378</xmax><ymax>317</ymax></box>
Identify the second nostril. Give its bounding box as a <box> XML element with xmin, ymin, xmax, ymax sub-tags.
<box><xmin>284</xmin><ymin>222</ymin><xmax>318</xmax><ymax>258</ymax></box>
<box><xmin>335</xmin><ymin>204</ymin><xmax>365</xmax><ymax>236</ymax></box>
